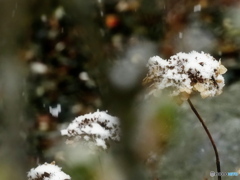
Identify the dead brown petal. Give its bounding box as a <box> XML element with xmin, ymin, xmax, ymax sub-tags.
<box><xmin>216</xmin><ymin>79</ymin><xmax>223</xmax><ymax>83</ymax></box>
<box><xmin>194</xmin><ymin>83</ymin><xmax>205</xmax><ymax>92</ymax></box>
<box><xmin>179</xmin><ymin>87</ymin><xmax>192</xmax><ymax>94</ymax></box>
<box><xmin>200</xmin><ymin>91</ymin><xmax>210</xmax><ymax>98</ymax></box>
<box><xmin>218</xmin><ymin>65</ymin><xmax>227</xmax><ymax>74</ymax></box>
<box><xmin>216</xmin><ymin>90</ymin><xmax>223</xmax><ymax>95</ymax></box>
<box><xmin>180</xmin><ymin>91</ymin><xmax>190</xmax><ymax>101</ymax></box>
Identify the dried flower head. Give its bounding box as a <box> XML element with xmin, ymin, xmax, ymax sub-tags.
<box><xmin>61</xmin><ymin>110</ymin><xmax>120</xmax><ymax>150</ymax></box>
<box><xmin>27</xmin><ymin>161</ymin><xmax>71</xmax><ymax>180</ymax></box>
<box><xmin>143</xmin><ymin>51</ymin><xmax>227</xmax><ymax>102</ymax></box>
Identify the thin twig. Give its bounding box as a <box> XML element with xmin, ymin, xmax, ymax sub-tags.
<box><xmin>187</xmin><ymin>99</ymin><xmax>221</xmax><ymax>180</ymax></box>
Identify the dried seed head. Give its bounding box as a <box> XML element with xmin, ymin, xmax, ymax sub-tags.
<box><xmin>143</xmin><ymin>51</ymin><xmax>227</xmax><ymax>102</ymax></box>
<box><xmin>61</xmin><ymin>110</ymin><xmax>120</xmax><ymax>150</ymax></box>
<box><xmin>27</xmin><ymin>162</ymin><xmax>70</xmax><ymax>180</ymax></box>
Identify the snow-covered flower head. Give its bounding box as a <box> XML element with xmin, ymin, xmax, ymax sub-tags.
<box><xmin>61</xmin><ymin>110</ymin><xmax>120</xmax><ymax>150</ymax></box>
<box><xmin>27</xmin><ymin>162</ymin><xmax>70</xmax><ymax>180</ymax></box>
<box><xmin>143</xmin><ymin>51</ymin><xmax>227</xmax><ymax>102</ymax></box>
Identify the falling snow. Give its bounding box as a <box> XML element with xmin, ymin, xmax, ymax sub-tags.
<box><xmin>49</xmin><ymin>104</ymin><xmax>61</xmax><ymax>117</ymax></box>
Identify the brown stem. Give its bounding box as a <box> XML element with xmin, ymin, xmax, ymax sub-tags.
<box><xmin>187</xmin><ymin>99</ymin><xmax>221</xmax><ymax>180</ymax></box>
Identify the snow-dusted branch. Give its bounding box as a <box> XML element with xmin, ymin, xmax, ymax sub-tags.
<box><xmin>61</xmin><ymin>110</ymin><xmax>120</xmax><ymax>150</ymax></box>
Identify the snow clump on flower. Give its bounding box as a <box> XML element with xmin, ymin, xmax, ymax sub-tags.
<box><xmin>143</xmin><ymin>51</ymin><xmax>227</xmax><ymax>102</ymax></box>
<box><xmin>27</xmin><ymin>162</ymin><xmax>71</xmax><ymax>180</ymax></box>
<box><xmin>61</xmin><ymin>110</ymin><xmax>120</xmax><ymax>150</ymax></box>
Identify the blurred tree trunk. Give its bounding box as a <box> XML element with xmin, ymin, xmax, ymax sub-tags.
<box><xmin>0</xmin><ymin>1</ymin><xmax>29</xmax><ymax>180</ymax></box>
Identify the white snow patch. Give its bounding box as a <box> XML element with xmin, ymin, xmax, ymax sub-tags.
<box><xmin>49</xmin><ymin>104</ymin><xmax>61</xmax><ymax>117</ymax></box>
<box><xmin>96</xmin><ymin>138</ymin><xmax>107</xmax><ymax>149</ymax></box>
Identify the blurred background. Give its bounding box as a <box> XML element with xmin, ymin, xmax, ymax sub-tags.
<box><xmin>0</xmin><ymin>0</ymin><xmax>240</xmax><ymax>180</ymax></box>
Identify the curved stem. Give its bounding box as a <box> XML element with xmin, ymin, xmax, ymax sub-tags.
<box><xmin>187</xmin><ymin>99</ymin><xmax>221</xmax><ymax>180</ymax></box>
<box><xmin>98</xmin><ymin>155</ymin><xmax>104</xmax><ymax>178</ymax></box>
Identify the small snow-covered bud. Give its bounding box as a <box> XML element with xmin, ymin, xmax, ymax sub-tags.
<box><xmin>61</xmin><ymin>110</ymin><xmax>120</xmax><ymax>150</ymax></box>
<box><xmin>143</xmin><ymin>51</ymin><xmax>227</xmax><ymax>103</ymax></box>
<box><xmin>27</xmin><ymin>162</ymin><xmax>70</xmax><ymax>180</ymax></box>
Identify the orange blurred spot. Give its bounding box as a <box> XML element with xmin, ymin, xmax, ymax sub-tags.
<box><xmin>105</xmin><ymin>14</ymin><xmax>119</xmax><ymax>28</ymax></box>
